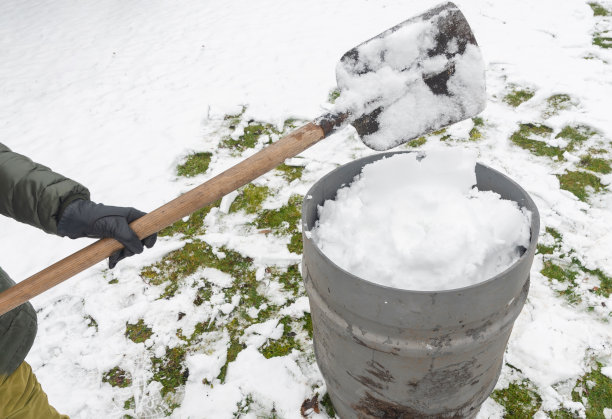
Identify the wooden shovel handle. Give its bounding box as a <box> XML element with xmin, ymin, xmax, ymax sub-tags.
<box><xmin>0</xmin><ymin>123</ymin><xmax>325</xmax><ymax>316</ymax></box>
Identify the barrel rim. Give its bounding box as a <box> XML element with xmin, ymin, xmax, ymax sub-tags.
<box><xmin>302</xmin><ymin>150</ymin><xmax>540</xmax><ymax>295</ymax></box>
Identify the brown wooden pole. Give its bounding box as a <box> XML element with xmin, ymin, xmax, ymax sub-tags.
<box><xmin>0</xmin><ymin>123</ymin><xmax>325</xmax><ymax>316</ymax></box>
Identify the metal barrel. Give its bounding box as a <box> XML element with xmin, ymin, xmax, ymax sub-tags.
<box><xmin>301</xmin><ymin>151</ymin><xmax>540</xmax><ymax>418</ymax></box>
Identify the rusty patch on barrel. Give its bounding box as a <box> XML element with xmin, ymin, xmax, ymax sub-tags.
<box><xmin>348</xmin><ymin>360</ymin><xmax>396</xmax><ymax>393</ymax></box>
<box><xmin>353</xmin><ymin>392</ymin><xmax>465</xmax><ymax>419</ymax></box>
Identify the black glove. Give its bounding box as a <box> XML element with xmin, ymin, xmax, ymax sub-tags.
<box><xmin>58</xmin><ymin>199</ymin><xmax>157</xmax><ymax>268</ymax></box>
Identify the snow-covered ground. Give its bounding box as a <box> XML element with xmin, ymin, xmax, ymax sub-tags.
<box><xmin>1</xmin><ymin>0</ymin><xmax>611</xmax><ymax>418</ymax></box>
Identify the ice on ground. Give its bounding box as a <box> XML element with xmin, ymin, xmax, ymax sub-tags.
<box><xmin>311</xmin><ymin>150</ymin><xmax>532</xmax><ymax>291</ymax></box>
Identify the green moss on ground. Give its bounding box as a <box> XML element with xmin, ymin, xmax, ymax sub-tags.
<box><xmin>546</xmin><ymin>408</ymin><xmax>579</xmax><ymax>418</ymax></box>
<box><xmin>579</xmin><ymin>155</ymin><xmax>611</xmax><ymax>174</ymax></box>
<box><xmin>152</xmin><ymin>346</ymin><xmax>189</xmax><ymax>397</ymax></box>
<box><xmin>491</xmin><ymin>380</ymin><xmax>542</xmax><ymax>418</ymax></box>
<box><xmin>159</xmin><ymin>199</ymin><xmax>221</xmax><ymax>238</ymax></box>
<box><xmin>254</xmin><ymin>195</ymin><xmax>303</xmax><ymax>254</ymax></box>
<box><xmin>320</xmin><ymin>393</ymin><xmax>337</xmax><ymax>418</ymax></box>
<box><xmin>260</xmin><ymin>316</ymin><xmax>300</xmax><ymax>358</ymax></box>
<box><xmin>229</xmin><ymin>184</ymin><xmax>270</xmax><ymax>214</ymax></box>
<box><xmin>555</xmin><ymin>125</ymin><xmax>596</xmax><ymax>151</ymax></box>
<box><xmin>571</xmin><ymin>363</ymin><xmax>612</xmax><ymax>418</ymax></box>
<box><xmin>538</xmin><ymin>227</ymin><xmax>563</xmax><ymax>255</ymax></box>
<box><xmin>221</xmin><ymin>122</ymin><xmax>278</xmax><ymax>152</ymax></box>
<box><xmin>275</xmin><ymin>163</ymin><xmax>304</xmax><ymax>183</ymax></box>
<box><xmin>589</xmin><ymin>2</ymin><xmax>611</xmax><ymax>16</ymax></box>
<box><xmin>123</xmin><ymin>397</ymin><xmax>135</xmax><ymax>410</ymax></box>
<box><xmin>233</xmin><ymin>394</ymin><xmax>254</xmax><ymax>418</ymax></box>
<box><xmin>288</xmin><ymin>232</ymin><xmax>303</xmax><ymax>254</ymax></box>
<box><xmin>85</xmin><ymin>315</ymin><xmax>98</xmax><ymax>331</ymax></box>
<box><xmin>594</xmin><ymin>32</ymin><xmax>612</xmax><ymax>49</ymax></box>
<box><xmin>541</xmin><ymin>260</ymin><xmax>581</xmax><ymax>304</ymax></box>
<box><xmin>125</xmin><ymin>319</ymin><xmax>153</xmax><ymax>343</ymax></box>
<box><xmin>141</xmin><ymin>239</ymin><xmax>254</xmax><ymax>299</ymax></box>
<box><xmin>557</xmin><ymin>170</ymin><xmax>604</xmax><ymax>201</ymax></box>
<box><xmin>469</xmin><ymin>117</ymin><xmax>485</xmax><ymax>141</ymax></box>
<box><xmin>328</xmin><ymin>89</ymin><xmax>341</xmax><ymax>104</ymax></box>
<box><xmin>102</xmin><ymin>366</ymin><xmax>132</xmax><ymax>388</ymax></box>
<box><xmin>406</xmin><ymin>137</ymin><xmax>426</xmax><ymax>148</ymax></box>
<box><xmin>545</xmin><ymin>94</ymin><xmax>573</xmax><ymax>117</ymax></box>
<box><xmin>547</xmin><ymin>227</ymin><xmax>563</xmax><ymax>241</ymax></box>
<box><xmin>270</xmin><ymin>264</ymin><xmax>302</xmax><ymax>297</ymax></box>
<box><xmin>504</xmin><ymin>87</ymin><xmax>535</xmax><ymax>107</ymax></box>
<box><xmin>510</xmin><ymin>124</ymin><xmax>562</xmax><ymax>158</ymax></box>
<box><xmin>177</xmin><ymin>152</ymin><xmax>212</xmax><ymax>177</ymax></box>
<box><xmin>571</xmin><ymin>257</ymin><xmax>612</xmax><ymax>298</ymax></box>
<box><xmin>255</xmin><ymin>195</ymin><xmax>302</xmax><ymax>234</ymax></box>
<box><xmin>302</xmin><ymin>313</ymin><xmax>313</xmax><ymax>339</ymax></box>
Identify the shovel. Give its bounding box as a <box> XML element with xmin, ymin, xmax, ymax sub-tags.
<box><xmin>0</xmin><ymin>1</ymin><xmax>485</xmax><ymax>316</ymax></box>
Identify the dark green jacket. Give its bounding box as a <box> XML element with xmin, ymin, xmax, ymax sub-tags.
<box><xmin>0</xmin><ymin>143</ymin><xmax>89</xmax><ymax>376</ymax></box>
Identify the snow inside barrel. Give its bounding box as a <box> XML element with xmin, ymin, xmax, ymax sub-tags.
<box><xmin>301</xmin><ymin>150</ymin><xmax>540</xmax><ymax>418</ymax></box>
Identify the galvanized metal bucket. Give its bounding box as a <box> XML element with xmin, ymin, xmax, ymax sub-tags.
<box><xmin>301</xmin><ymin>151</ymin><xmax>540</xmax><ymax>418</ymax></box>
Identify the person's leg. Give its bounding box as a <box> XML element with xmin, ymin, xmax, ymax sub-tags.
<box><xmin>0</xmin><ymin>361</ymin><xmax>69</xmax><ymax>419</ymax></box>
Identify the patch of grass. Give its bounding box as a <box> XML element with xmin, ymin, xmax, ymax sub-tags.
<box><xmin>328</xmin><ymin>89</ymin><xmax>341</xmax><ymax>104</ymax></box>
<box><xmin>406</xmin><ymin>136</ymin><xmax>426</xmax><ymax>148</ymax></box>
<box><xmin>589</xmin><ymin>2</ymin><xmax>611</xmax><ymax>16</ymax></box>
<box><xmin>217</xmin><ymin>320</ymin><xmax>248</xmax><ymax>383</ymax></box>
<box><xmin>151</xmin><ymin>346</ymin><xmax>188</xmax><ymax>397</ymax></box>
<box><xmin>123</xmin><ymin>397</ymin><xmax>135</xmax><ymax>410</ymax></box>
<box><xmin>557</xmin><ymin>170</ymin><xmax>604</xmax><ymax>201</ymax></box>
<box><xmin>158</xmin><ymin>199</ymin><xmax>221</xmax><ymax>238</ymax></box>
<box><xmin>320</xmin><ymin>393</ymin><xmax>337</xmax><ymax>418</ymax></box>
<box><xmin>233</xmin><ymin>394</ymin><xmax>254</xmax><ymax>418</ymax></box>
<box><xmin>541</xmin><ymin>261</ymin><xmax>581</xmax><ymax>305</ymax></box>
<box><xmin>221</xmin><ymin>122</ymin><xmax>278</xmax><ymax>152</ymax></box>
<box><xmin>504</xmin><ymin>87</ymin><xmax>535</xmax><ymax>107</ymax></box>
<box><xmin>571</xmin><ymin>362</ymin><xmax>612</xmax><ymax>418</ymax></box>
<box><xmin>547</xmin><ymin>227</ymin><xmax>563</xmax><ymax>241</ymax></box>
<box><xmin>546</xmin><ymin>408</ymin><xmax>579</xmax><ymax>418</ymax></box>
<box><xmin>255</xmin><ymin>195</ymin><xmax>303</xmax><ymax>253</ymax></box>
<box><xmin>545</xmin><ymin>94</ymin><xmax>573</xmax><ymax>117</ymax></box>
<box><xmin>102</xmin><ymin>366</ymin><xmax>132</xmax><ymax>388</ymax></box>
<box><xmin>537</xmin><ymin>244</ymin><xmax>556</xmax><ymax>255</ymax></box>
<box><xmin>125</xmin><ymin>319</ymin><xmax>153</xmax><ymax>343</ymax></box>
<box><xmin>571</xmin><ymin>257</ymin><xmax>612</xmax><ymax>298</ymax></box>
<box><xmin>302</xmin><ymin>313</ymin><xmax>313</xmax><ymax>339</ymax></box>
<box><xmin>555</xmin><ymin>125</ymin><xmax>596</xmax><ymax>151</ymax></box>
<box><xmin>288</xmin><ymin>232</ymin><xmax>303</xmax><ymax>254</ymax></box>
<box><xmin>229</xmin><ymin>184</ymin><xmax>270</xmax><ymax>214</ymax></box>
<box><xmin>141</xmin><ymin>239</ymin><xmax>254</xmax><ymax>298</ymax></box>
<box><xmin>491</xmin><ymin>380</ymin><xmax>542</xmax><ymax>418</ymax></box>
<box><xmin>469</xmin><ymin>117</ymin><xmax>485</xmax><ymax>141</ymax></box>
<box><xmin>276</xmin><ymin>163</ymin><xmax>304</xmax><ymax>183</ymax></box>
<box><xmin>593</xmin><ymin>32</ymin><xmax>612</xmax><ymax>49</ymax></box>
<box><xmin>260</xmin><ymin>316</ymin><xmax>299</xmax><ymax>358</ymax></box>
<box><xmin>579</xmin><ymin>155</ymin><xmax>611</xmax><ymax>174</ymax></box>
<box><xmin>85</xmin><ymin>315</ymin><xmax>98</xmax><ymax>331</ymax></box>
<box><xmin>270</xmin><ymin>264</ymin><xmax>302</xmax><ymax>297</ymax></box>
<box><xmin>177</xmin><ymin>152</ymin><xmax>212</xmax><ymax>177</ymax></box>
<box><xmin>193</xmin><ymin>284</ymin><xmax>213</xmax><ymax>306</ymax></box>
<box><xmin>510</xmin><ymin>124</ymin><xmax>562</xmax><ymax>159</ymax></box>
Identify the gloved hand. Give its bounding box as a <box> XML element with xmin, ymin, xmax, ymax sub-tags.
<box><xmin>57</xmin><ymin>200</ymin><xmax>157</xmax><ymax>268</ymax></box>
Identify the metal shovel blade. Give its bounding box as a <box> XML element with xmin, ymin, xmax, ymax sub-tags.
<box><xmin>334</xmin><ymin>2</ymin><xmax>486</xmax><ymax>151</ymax></box>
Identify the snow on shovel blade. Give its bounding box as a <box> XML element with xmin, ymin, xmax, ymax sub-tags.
<box><xmin>334</xmin><ymin>2</ymin><xmax>486</xmax><ymax>151</ymax></box>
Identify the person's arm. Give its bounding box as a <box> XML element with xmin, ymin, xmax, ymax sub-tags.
<box><xmin>0</xmin><ymin>143</ymin><xmax>156</xmax><ymax>267</ymax></box>
<box><xmin>0</xmin><ymin>143</ymin><xmax>89</xmax><ymax>234</ymax></box>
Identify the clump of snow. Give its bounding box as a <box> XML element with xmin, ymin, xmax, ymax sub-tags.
<box><xmin>311</xmin><ymin>150</ymin><xmax>532</xmax><ymax>291</ymax></box>
<box><xmin>334</xmin><ymin>5</ymin><xmax>486</xmax><ymax>150</ymax></box>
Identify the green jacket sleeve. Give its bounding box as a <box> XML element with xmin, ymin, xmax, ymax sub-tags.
<box><xmin>0</xmin><ymin>143</ymin><xmax>90</xmax><ymax>235</ymax></box>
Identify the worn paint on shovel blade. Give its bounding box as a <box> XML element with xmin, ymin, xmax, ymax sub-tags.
<box><xmin>335</xmin><ymin>2</ymin><xmax>486</xmax><ymax>151</ymax></box>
